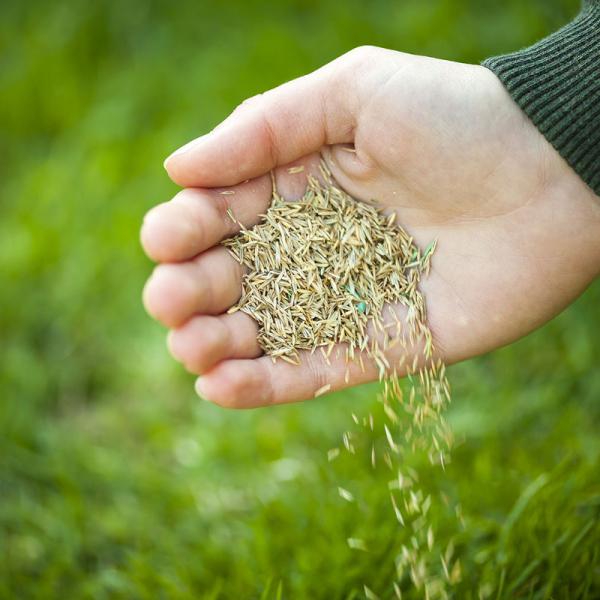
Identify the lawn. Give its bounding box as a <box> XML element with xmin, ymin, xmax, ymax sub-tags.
<box><xmin>1</xmin><ymin>0</ymin><xmax>598</xmax><ymax>598</ymax></box>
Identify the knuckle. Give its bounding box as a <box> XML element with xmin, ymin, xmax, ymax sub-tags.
<box><xmin>256</xmin><ymin>105</ymin><xmax>280</xmax><ymax>166</ymax></box>
<box><xmin>239</xmin><ymin>93</ymin><xmax>264</xmax><ymax>109</ymax></box>
<box><xmin>223</xmin><ymin>253</ymin><xmax>244</xmax><ymax>299</ymax></box>
<box><xmin>343</xmin><ymin>45</ymin><xmax>383</xmax><ymax>66</ymax></box>
<box><xmin>303</xmin><ymin>352</ymin><xmax>329</xmax><ymax>393</ymax></box>
<box><xmin>193</xmin><ymin>261</ymin><xmax>215</xmax><ymax>312</ymax></box>
<box><xmin>174</xmin><ymin>189</ymin><xmax>209</xmax><ymax>239</ymax></box>
<box><xmin>211</xmin><ymin>191</ymin><xmax>235</xmax><ymax>235</ymax></box>
<box><xmin>192</xmin><ymin>321</ymin><xmax>228</xmax><ymax>373</ymax></box>
<box><xmin>329</xmin><ymin>45</ymin><xmax>387</xmax><ymax>103</ymax></box>
<box><xmin>216</xmin><ymin>371</ymin><xmax>247</xmax><ymax>409</ymax></box>
<box><xmin>225</xmin><ymin>94</ymin><xmax>264</xmax><ymax>122</ymax></box>
<box><xmin>221</xmin><ymin>361</ymin><xmax>274</xmax><ymax>409</ymax></box>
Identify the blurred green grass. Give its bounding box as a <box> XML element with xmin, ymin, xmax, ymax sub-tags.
<box><xmin>1</xmin><ymin>0</ymin><xmax>598</xmax><ymax>598</ymax></box>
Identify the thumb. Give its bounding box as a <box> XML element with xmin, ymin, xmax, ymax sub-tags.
<box><xmin>163</xmin><ymin>52</ymin><xmax>362</xmax><ymax>188</ymax></box>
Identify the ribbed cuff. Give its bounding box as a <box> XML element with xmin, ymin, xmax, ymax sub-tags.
<box><xmin>483</xmin><ymin>1</ymin><xmax>600</xmax><ymax>196</ymax></box>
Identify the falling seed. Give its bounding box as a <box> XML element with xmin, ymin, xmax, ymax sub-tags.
<box><xmin>384</xmin><ymin>424</ymin><xmax>399</xmax><ymax>453</ymax></box>
<box><xmin>390</xmin><ymin>493</ymin><xmax>405</xmax><ymax>526</ymax></box>
<box><xmin>287</xmin><ymin>165</ymin><xmax>305</xmax><ymax>174</ymax></box>
<box><xmin>363</xmin><ymin>585</ymin><xmax>380</xmax><ymax>600</ymax></box>
<box><xmin>347</xmin><ymin>538</ymin><xmax>368</xmax><ymax>551</ymax></box>
<box><xmin>427</xmin><ymin>526</ymin><xmax>434</xmax><ymax>550</ymax></box>
<box><xmin>327</xmin><ymin>448</ymin><xmax>340</xmax><ymax>462</ymax></box>
<box><xmin>314</xmin><ymin>383</ymin><xmax>332</xmax><ymax>398</ymax></box>
<box><xmin>338</xmin><ymin>487</ymin><xmax>355</xmax><ymax>502</ymax></box>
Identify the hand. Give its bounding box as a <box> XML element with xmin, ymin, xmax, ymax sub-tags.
<box><xmin>141</xmin><ymin>46</ymin><xmax>600</xmax><ymax>408</ymax></box>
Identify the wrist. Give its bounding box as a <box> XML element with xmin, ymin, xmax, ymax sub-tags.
<box><xmin>483</xmin><ymin>1</ymin><xmax>600</xmax><ymax>197</ymax></box>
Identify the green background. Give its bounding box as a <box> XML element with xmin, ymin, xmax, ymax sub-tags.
<box><xmin>1</xmin><ymin>0</ymin><xmax>598</xmax><ymax>598</ymax></box>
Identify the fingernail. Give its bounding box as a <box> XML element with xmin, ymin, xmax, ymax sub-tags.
<box><xmin>195</xmin><ymin>378</ymin><xmax>210</xmax><ymax>401</ymax></box>
<box><xmin>163</xmin><ymin>134</ymin><xmax>209</xmax><ymax>168</ymax></box>
<box><xmin>166</xmin><ymin>330</ymin><xmax>180</xmax><ymax>360</ymax></box>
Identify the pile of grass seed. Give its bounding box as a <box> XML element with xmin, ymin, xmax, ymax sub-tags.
<box><xmin>224</xmin><ymin>163</ymin><xmax>455</xmax><ymax>599</ymax></box>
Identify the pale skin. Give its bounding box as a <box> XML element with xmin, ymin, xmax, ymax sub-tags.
<box><xmin>141</xmin><ymin>46</ymin><xmax>600</xmax><ymax>408</ymax></box>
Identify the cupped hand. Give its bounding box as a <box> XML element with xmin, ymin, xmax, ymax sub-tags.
<box><xmin>141</xmin><ymin>46</ymin><xmax>600</xmax><ymax>408</ymax></box>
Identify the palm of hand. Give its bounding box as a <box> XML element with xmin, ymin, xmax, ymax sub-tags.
<box><xmin>142</xmin><ymin>47</ymin><xmax>600</xmax><ymax>407</ymax></box>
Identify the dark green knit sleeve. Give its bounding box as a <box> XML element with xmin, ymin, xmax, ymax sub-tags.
<box><xmin>483</xmin><ymin>1</ymin><xmax>600</xmax><ymax>196</ymax></box>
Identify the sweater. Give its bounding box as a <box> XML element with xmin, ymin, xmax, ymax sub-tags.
<box><xmin>483</xmin><ymin>0</ymin><xmax>600</xmax><ymax>196</ymax></box>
